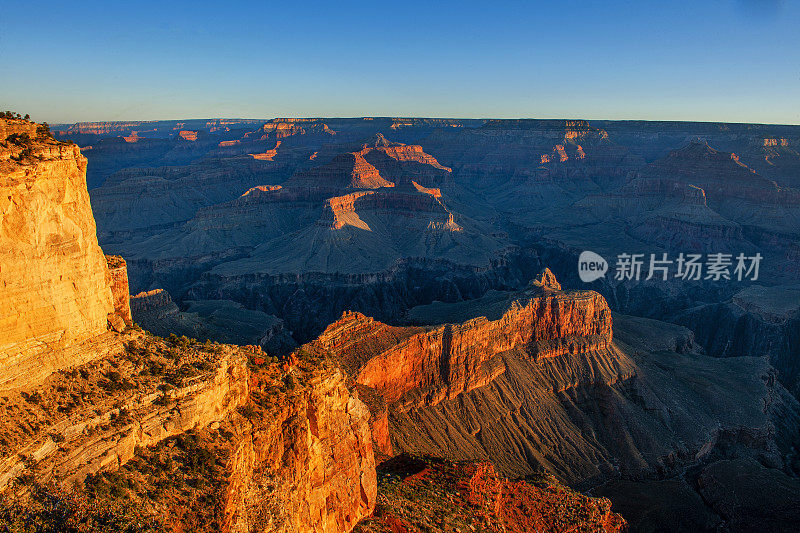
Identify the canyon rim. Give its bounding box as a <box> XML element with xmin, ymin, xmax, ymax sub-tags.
<box><xmin>2</xmin><ymin>2</ymin><xmax>800</xmax><ymax>531</ymax></box>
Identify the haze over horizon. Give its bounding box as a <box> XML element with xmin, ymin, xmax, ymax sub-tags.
<box><xmin>1</xmin><ymin>0</ymin><xmax>799</xmax><ymax>125</ymax></box>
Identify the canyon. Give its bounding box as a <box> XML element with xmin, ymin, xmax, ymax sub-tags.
<box><xmin>0</xmin><ymin>118</ymin><xmax>380</xmax><ymax>532</ymax></box>
<box><xmin>0</xmin><ymin>116</ymin><xmax>641</xmax><ymax>532</ymax></box>
<box><xmin>1</xmin><ymin>114</ymin><xmax>798</xmax><ymax>531</ymax></box>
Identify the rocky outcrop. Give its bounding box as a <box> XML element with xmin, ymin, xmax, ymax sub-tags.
<box><xmin>286</xmin><ymin>151</ymin><xmax>394</xmax><ymax>189</ymax></box>
<box><xmin>0</xmin><ymin>329</ymin><xmax>376</xmax><ymax>533</ymax></box>
<box><xmin>315</xmin><ymin>288</ymin><xmax>612</xmax><ymax>410</ymax></box>
<box><xmin>257</xmin><ymin>119</ymin><xmax>336</xmax><ymax>139</ymax></box>
<box><xmin>300</xmin><ymin>276</ymin><xmax>800</xmax><ymax>494</ymax></box>
<box><xmin>0</xmin><ymin>119</ymin><xmax>38</xmax><ymax>139</ymax></box>
<box><xmin>248</xmin><ymin>140</ymin><xmax>281</xmax><ymax>160</ymax></box>
<box><xmin>354</xmin><ymin>455</ymin><xmax>625</xmax><ymax>533</ymax></box>
<box><xmin>0</xmin><ymin>333</ymin><xmax>250</xmax><ymax>490</ymax></box>
<box><xmin>222</xmin><ymin>366</ymin><xmax>376</xmax><ymax>532</ymax></box>
<box><xmin>0</xmin><ymin>120</ymin><xmax>121</xmax><ymax>390</ymax></box>
<box><xmin>0</xmin><ymin>119</ymin><xmax>375</xmax><ymax>533</ymax></box>
<box><xmin>105</xmin><ymin>255</ymin><xmax>132</xmax><ymax>328</ymax></box>
<box><xmin>131</xmin><ymin>290</ymin><xmax>297</xmax><ymax>355</ymax></box>
<box><xmin>532</xmin><ymin>266</ymin><xmax>562</xmax><ymax>290</ymax></box>
<box><xmin>130</xmin><ymin>288</ymin><xmax>181</xmax><ymax>322</ymax></box>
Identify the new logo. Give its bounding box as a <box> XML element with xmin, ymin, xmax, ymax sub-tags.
<box><xmin>578</xmin><ymin>251</ymin><xmax>608</xmax><ymax>282</ymax></box>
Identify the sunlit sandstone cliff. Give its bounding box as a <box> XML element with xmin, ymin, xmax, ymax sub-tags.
<box><xmin>0</xmin><ymin>119</ymin><xmax>375</xmax><ymax>533</ymax></box>
<box><xmin>0</xmin><ymin>119</ymin><xmax>127</xmax><ymax>390</ymax></box>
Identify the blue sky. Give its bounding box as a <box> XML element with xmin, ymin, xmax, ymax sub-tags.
<box><xmin>0</xmin><ymin>0</ymin><xmax>798</xmax><ymax>124</ymax></box>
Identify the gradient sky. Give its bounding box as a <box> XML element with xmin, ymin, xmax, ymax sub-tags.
<box><xmin>1</xmin><ymin>0</ymin><xmax>798</xmax><ymax>124</ymax></box>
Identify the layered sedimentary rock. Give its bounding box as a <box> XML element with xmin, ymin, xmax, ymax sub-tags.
<box><xmin>109</xmin><ymin>134</ymin><xmax>526</xmax><ymax>341</ymax></box>
<box><xmin>222</xmin><ymin>365</ymin><xmax>376</xmax><ymax>532</ymax></box>
<box><xmin>0</xmin><ymin>331</ymin><xmax>376</xmax><ymax>533</ymax></box>
<box><xmin>317</xmin><ymin>288</ymin><xmax>612</xmax><ymax>410</ymax></box>
<box><xmin>299</xmin><ymin>275</ymin><xmax>800</xmax><ymax>496</ymax></box>
<box><xmin>0</xmin><ymin>119</ymin><xmax>121</xmax><ymax>390</ymax></box>
<box><xmin>0</xmin><ymin>119</ymin><xmax>375</xmax><ymax>533</ymax></box>
<box><xmin>675</xmin><ymin>285</ymin><xmax>800</xmax><ymax>397</ymax></box>
<box><xmin>131</xmin><ymin>289</ymin><xmax>297</xmax><ymax>355</ymax></box>
<box><xmin>0</xmin><ymin>334</ymin><xmax>250</xmax><ymax>490</ymax></box>
<box><xmin>106</xmin><ymin>255</ymin><xmax>133</xmax><ymax>328</ymax></box>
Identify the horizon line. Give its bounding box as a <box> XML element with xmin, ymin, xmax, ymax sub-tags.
<box><xmin>46</xmin><ymin>116</ymin><xmax>800</xmax><ymax>128</ymax></box>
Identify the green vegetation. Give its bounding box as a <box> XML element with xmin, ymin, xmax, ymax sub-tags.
<box><xmin>0</xmin><ymin>111</ymin><xmax>28</xmax><ymax>120</ymax></box>
<box><xmin>0</xmin><ymin>482</ymin><xmax>165</xmax><ymax>532</ymax></box>
<box><xmin>36</xmin><ymin>122</ymin><xmax>52</xmax><ymax>139</ymax></box>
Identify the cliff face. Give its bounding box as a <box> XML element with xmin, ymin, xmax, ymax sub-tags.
<box><xmin>0</xmin><ymin>331</ymin><xmax>376</xmax><ymax>533</ymax></box>
<box><xmin>316</xmin><ymin>289</ymin><xmax>612</xmax><ymax>410</ymax></box>
<box><xmin>675</xmin><ymin>285</ymin><xmax>800</xmax><ymax>397</ymax></box>
<box><xmin>0</xmin><ymin>120</ymin><xmax>375</xmax><ymax>533</ymax></box>
<box><xmin>305</xmin><ymin>277</ymin><xmax>800</xmax><ymax>492</ymax></box>
<box><xmin>0</xmin><ymin>119</ymin><xmax>121</xmax><ymax>390</ymax></box>
<box><xmin>0</xmin><ymin>334</ymin><xmax>250</xmax><ymax>491</ymax></box>
<box><xmin>106</xmin><ymin>255</ymin><xmax>133</xmax><ymax>328</ymax></box>
<box><xmin>223</xmin><ymin>365</ymin><xmax>376</xmax><ymax>532</ymax></box>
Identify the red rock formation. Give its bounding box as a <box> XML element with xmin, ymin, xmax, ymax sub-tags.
<box><xmin>532</xmin><ymin>267</ymin><xmax>562</xmax><ymax>290</ymax></box>
<box><xmin>0</xmin><ymin>118</ymin><xmax>37</xmax><ymax>139</ymax></box>
<box><xmin>366</xmin><ymin>134</ymin><xmax>451</xmax><ymax>172</ymax></box>
<box><xmin>253</xmin><ymin>119</ymin><xmax>336</xmax><ymax>139</ymax></box>
<box><xmin>410</xmin><ymin>180</ymin><xmax>442</xmax><ymax>198</ymax></box>
<box><xmin>460</xmin><ymin>462</ymin><xmax>626</xmax><ymax>532</ymax></box>
<box><xmin>224</xmin><ymin>366</ymin><xmax>376</xmax><ymax>532</ymax></box>
<box><xmin>310</xmin><ymin>287</ymin><xmax>612</xmax><ymax>410</ymax></box>
<box><xmin>354</xmin><ymin>456</ymin><xmax>625</xmax><ymax>533</ymax></box>
<box><xmin>178</xmin><ymin>130</ymin><xmax>198</xmax><ymax>141</ymax></box>
<box><xmin>288</xmin><ymin>151</ymin><xmax>394</xmax><ymax>189</ymax></box>
<box><xmin>323</xmin><ymin>191</ymin><xmax>376</xmax><ymax>229</ymax></box>
<box><xmin>0</xmin><ymin>121</ymin><xmax>378</xmax><ymax>531</ymax></box>
<box><xmin>248</xmin><ymin>140</ymin><xmax>281</xmax><ymax>160</ymax></box>
<box><xmin>240</xmin><ymin>184</ymin><xmax>283</xmax><ymax>197</ymax></box>
<box><xmin>105</xmin><ymin>255</ymin><xmax>132</xmax><ymax>329</ymax></box>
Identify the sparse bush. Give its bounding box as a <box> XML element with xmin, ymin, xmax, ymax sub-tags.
<box><xmin>36</xmin><ymin>122</ymin><xmax>51</xmax><ymax>139</ymax></box>
<box><xmin>6</xmin><ymin>132</ymin><xmax>32</xmax><ymax>146</ymax></box>
<box><xmin>238</xmin><ymin>404</ymin><xmax>256</xmax><ymax>419</ymax></box>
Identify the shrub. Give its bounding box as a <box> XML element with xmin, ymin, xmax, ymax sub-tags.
<box><xmin>36</xmin><ymin>122</ymin><xmax>51</xmax><ymax>138</ymax></box>
<box><xmin>6</xmin><ymin>132</ymin><xmax>32</xmax><ymax>146</ymax></box>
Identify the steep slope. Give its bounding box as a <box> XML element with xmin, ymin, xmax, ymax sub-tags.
<box><xmin>0</xmin><ymin>119</ymin><xmax>376</xmax><ymax>533</ymax></box>
<box><xmin>674</xmin><ymin>284</ymin><xmax>800</xmax><ymax>397</ymax></box>
<box><xmin>0</xmin><ymin>333</ymin><xmax>376</xmax><ymax>533</ymax></box>
<box><xmin>293</xmin><ymin>272</ymin><xmax>800</xmax><ymax>531</ymax></box>
<box><xmin>0</xmin><ymin>118</ymin><xmax>129</xmax><ymax>390</ymax></box>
